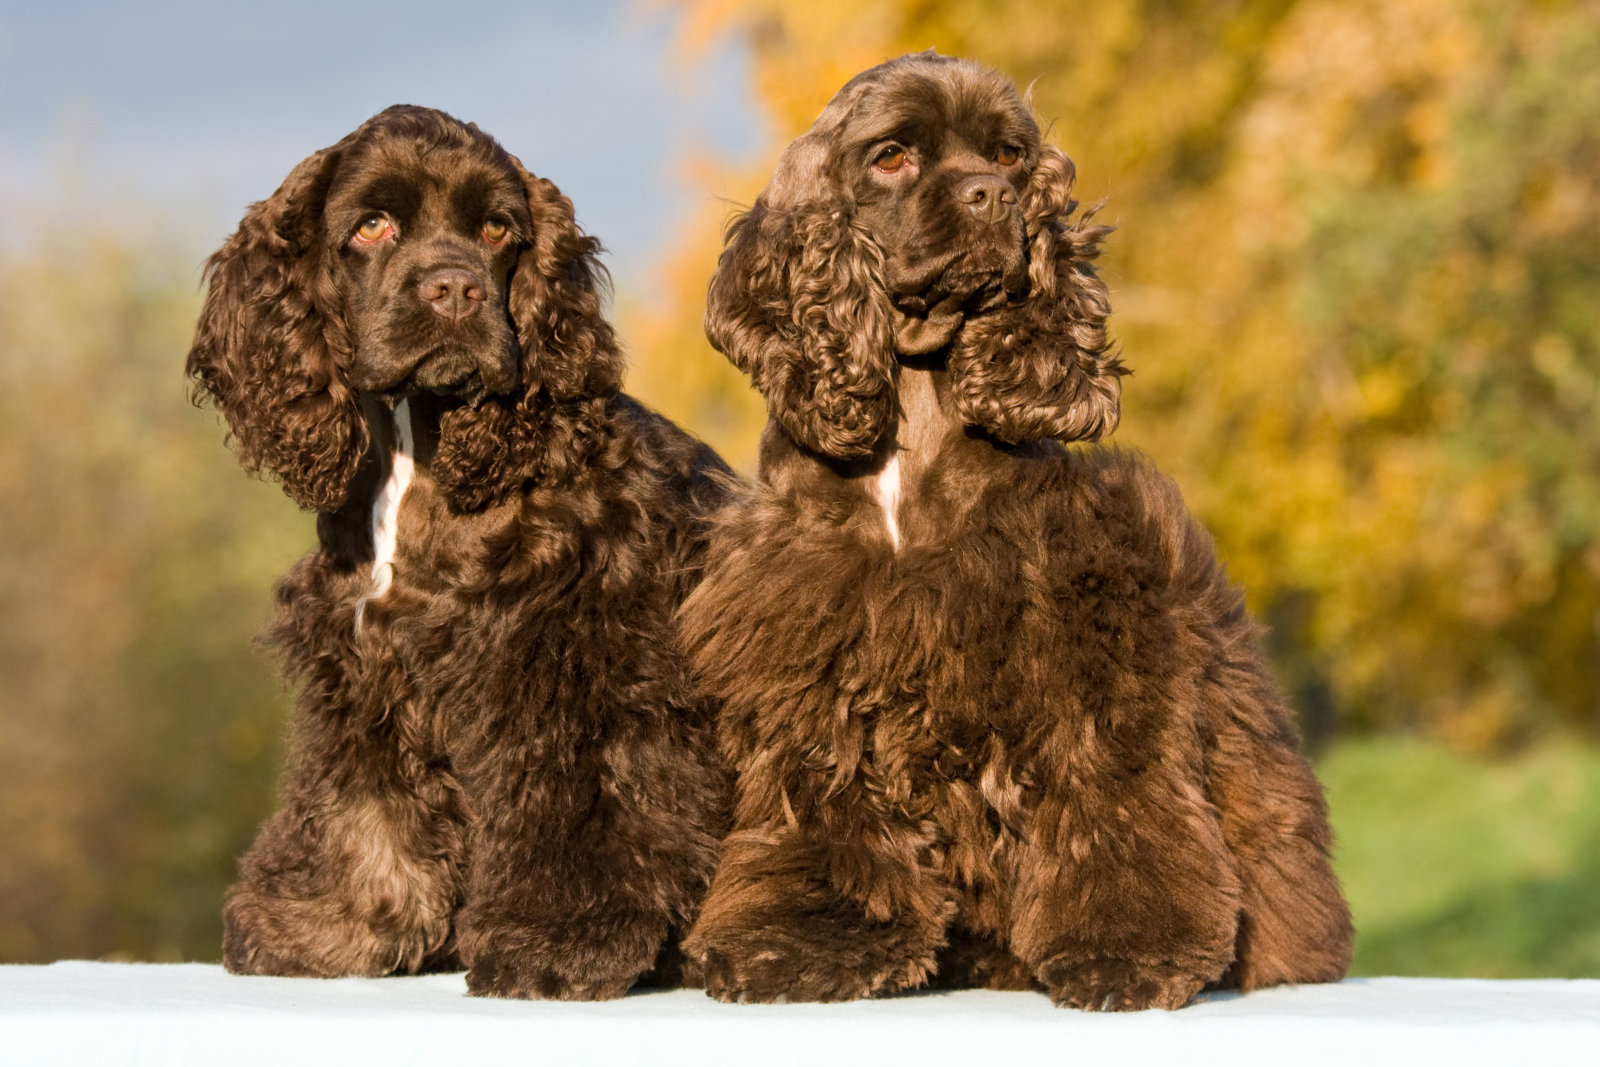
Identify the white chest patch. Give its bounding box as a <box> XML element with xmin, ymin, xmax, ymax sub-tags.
<box><xmin>354</xmin><ymin>399</ymin><xmax>414</xmax><ymax>636</ymax></box>
<box><xmin>869</xmin><ymin>451</ymin><xmax>902</xmax><ymax>550</ymax></box>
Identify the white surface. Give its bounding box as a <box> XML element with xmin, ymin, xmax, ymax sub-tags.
<box><xmin>3</xmin><ymin>964</ymin><xmax>1599</xmax><ymax>1066</ymax></box>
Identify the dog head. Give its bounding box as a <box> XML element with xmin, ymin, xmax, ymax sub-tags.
<box><xmin>706</xmin><ymin>53</ymin><xmax>1124</xmax><ymax>460</ymax></box>
<box><xmin>187</xmin><ymin>105</ymin><xmax>620</xmax><ymax>511</ymax></box>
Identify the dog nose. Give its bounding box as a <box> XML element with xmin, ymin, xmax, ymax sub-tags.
<box><xmin>418</xmin><ymin>268</ymin><xmax>486</xmax><ymax>323</ymax></box>
<box><xmin>958</xmin><ymin>175</ymin><xmax>1017</xmax><ymax>224</ymax></box>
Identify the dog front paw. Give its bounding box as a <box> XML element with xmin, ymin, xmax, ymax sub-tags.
<box><xmin>465</xmin><ymin>949</ymin><xmax>635</xmax><ymax>1001</ymax></box>
<box><xmin>685</xmin><ymin>908</ymin><xmax>941</xmax><ymax>1004</ymax></box>
<box><xmin>692</xmin><ymin>932</ymin><xmax>872</xmax><ymax>1004</ymax></box>
<box><xmin>222</xmin><ymin>888</ymin><xmax>408</xmax><ymax>978</ymax></box>
<box><xmin>222</xmin><ymin>910</ymin><xmax>309</xmax><ymax>977</ymax></box>
<box><xmin>1038</xmin><ymin>953</ymin><xmax>1209</xmax><ymax>1011</ymax></box>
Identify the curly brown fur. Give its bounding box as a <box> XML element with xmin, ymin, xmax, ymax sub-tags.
<box><xmin>188</xmin><ymin>105</ymin><xmax>732</xmax><ymax>999</ymax></box>
<box><xmin>680</xmin><ymin>53</ymin><xmax>1352</xmax><ymax>1010</ymax></box>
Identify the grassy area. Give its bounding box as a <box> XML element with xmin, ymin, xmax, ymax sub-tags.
<box><xmin>1320</xmin><ymin>735</ymin><xmax>1600</xmax><ymax>978</ymax></box>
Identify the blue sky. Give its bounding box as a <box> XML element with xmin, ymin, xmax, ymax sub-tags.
<box><xmin>0</xmin><ymin>0</ymin><xmax>766</xmax><ymax>288</ymax></box>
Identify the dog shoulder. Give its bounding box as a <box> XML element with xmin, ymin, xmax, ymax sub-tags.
<box><xmin>608</xmin><ymin>394</ymin><xmax>736</xmax><ymax>486</ymax></box>
<box><xmin>1052</xmin><ymin>444</ymin><xmax>1176</xmax><ymax>522</ymax></box>
<box><xmin>1061</xmin><ymin>445</ymin><xmax>1232</xmax><ymax>593</ymax></box>
<box><xmin>600</xmin><ymin>393</ymin><xmax>746</xmax><ymax>587</ymax></box>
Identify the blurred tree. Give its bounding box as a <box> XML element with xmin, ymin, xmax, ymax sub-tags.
<box><xmin>633</xmin><ymin>0</ymin><xmax>1600</xmax><ymax>750</ymax></box>
<box><xmin>5</xmin><ymin>0</ymin><xmax>1596</xmax><ymax>967</ymax></box>
<box><xmin>0</xmin><ymin>225</ymin><xmax>304</xmax><ymax>962</ymax></box>
<box><xmin>1262</xmin><ymin>0</ymin><xmax>1600</xmax><ymax>748</ymax></box>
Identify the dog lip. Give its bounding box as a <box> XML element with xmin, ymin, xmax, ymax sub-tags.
<box><xmin>891</xmin><ymin>264</ymin><xmax>1021</xmax><ymax>316</ymax></box>
<box><xmin>887</xmin><ymin>250</ymin><xmax>963</xmax><ymax>296</ymax></box>
<box><xmin>886</xmin><ymin>235</ymin><xmax>1028</xmax><ymax>306</ymax></box>
<box><xmin>965</xmin><ymin>282</ymin><xmax>1017</xmax><ymax>315</ymax></box>
<box><xmin>351</xmin><ymin>343</ymin><xmax>519</xmax><ymax>404</ymax></box>
<box><xmin>893</xmin><ymin>308</ymin><xmax>964</xmax><ymax>355</ymax></box>
<box><xmin>413</xmin><ymin>348</ymin><xmax>518</xmax><ymax>399</ymax></box>
<box><xmin>887</xmin><ymin>262</ymin><xmax>1026</xmax><ymax>355</ymax></box>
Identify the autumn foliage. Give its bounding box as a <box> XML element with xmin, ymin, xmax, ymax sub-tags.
<box><xmin>626</xmin><ymin>0</ymin><xmax>1600</xmax><ymax>752</ymax></box>
<box><xmin>1</xmin><ymin>0</ymin><xmax>1597</xmax><ymax>966</ymax></box>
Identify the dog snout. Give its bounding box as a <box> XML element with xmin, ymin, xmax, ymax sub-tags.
<box><xmin>418</xmin><ymin>268</ymin><xmax>486</xmax><ymax>323</ymax></box>
<box><xmin>957</xmin><ymin>175</ymin><xmax>1017</xmax><ymax>224</ymax></box>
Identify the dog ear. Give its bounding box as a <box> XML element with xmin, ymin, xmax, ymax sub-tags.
<box><xmin>506</xmin><ymin>164</ymin><xmax>623</xmax><ymax>401</ymax></box>
<box><xmin>948</xmin><ymin>145</ymin><xmax>1125</xmax><ymax>445</ymax></box>
<box><xmin>704</xmin><ymin>135</ymin><xmax>897</xmax><ymax>461</ymax></box>
<box><xmin>430</xmin><ymin>163</ymin><xmax>620</xmax><ymax>512</ymax></box>
<box><xmin>187</xmin><ymin>143</ymin><xmax>365</xmax><ymax>512</ymax></box>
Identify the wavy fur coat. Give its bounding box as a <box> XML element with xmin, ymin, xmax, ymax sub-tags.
<box><xmin>187</xmin><ymin>106</ymin><xmax>730</xmax><ymax>999</ymax></box>
<box><xmin>677</xmin><ymin>54</ymin><xmax>1353</xmax><ymax>1010</ymax></box>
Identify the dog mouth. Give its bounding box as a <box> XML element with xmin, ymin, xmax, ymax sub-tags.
<box><xmin>402</xmin><ymin>346</ymin><xmax>515</xmax><ymax>406</ymax></box>
<box><xmin>886</xmin><ymin>237</ymin><xmax>1030</xmax><ymax>355</ymax></box>
<box><xmin>889</xmin><ymin>262</ymin><xmax>1027</xmax><ymax>355</ymax></box>
<box><xmin>891</xmin><ymin>300</ymin><xmax>965</xmax><ymax>356</ymax></box>
<box><xmin>351</xmin><ymin>332</ymin><xmax>520</xmax><ymax>406</ymax></box>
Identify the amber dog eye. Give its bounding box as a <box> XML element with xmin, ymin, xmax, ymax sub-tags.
<box><xmin>481</xmin><ymin>219</ymin><xmax>509</xmax><ymax>244</ymax></box>
<box><xmin>994</xmin><ymin>145</ymin><xmax>1022</xmax><ymax>166</ymax></box>
<box><xmin>353</xmin><ymin>215</ymin><xmax>393</xmax><ymax>243</ymax></box>
<box><xmin>873</xmin><ymin>146</ymin><xmax>909</xmax><ymax>173</ymax></box>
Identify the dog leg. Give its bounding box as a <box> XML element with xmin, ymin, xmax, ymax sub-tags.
<box><xmin>1200</xmin><ymin>671</ymin><xmax>1353</xmax><ymax>989</ymax></box>
<box><xmin>676</xmin><ymin>516</ymin><xmax>955</xmax><ymax>1001</ymax></box>
<box><xmin>682</xmin><ymin>795</ymin><xmax>954</xmax><ymax>1003</ymax></box>
<box><xmin>456</xmin><ymin>713</ymin><xmax>725</xmax><ymax>1001</ymax></box>
<box><xmin>223</xmin><ymin>784</ymin><xmax>460</xmax><ymax>977</ymax></box>
<box><xmin>1007</xmin><ymin>749</ymin><xmax>1243</xmax><ymax>1011</ymax></box>
<box><xmin>225</xmin><ymin>552</ymin><xmax>465</xmax><ymax>978</ymax></box>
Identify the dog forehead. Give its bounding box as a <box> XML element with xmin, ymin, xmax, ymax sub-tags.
<box><xmin>765</xmin><ymin>56</ymin><xmax>1038</xmax><ymax>206</ymax></box>
<box><xmin>326</xmin><ymin>138</ymin><xmax>523</xmax><ymax>221</ymax></box>
<box><xmin>835</xmin><ymin>55</ymin><xmax>1037</xmax><ymax>147</ymax></box>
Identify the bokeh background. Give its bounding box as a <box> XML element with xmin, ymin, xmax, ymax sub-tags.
<box><xmin>2</xmin><ymin>0</ymin><xmax>1597</xmax><ymax>977</ymax></box>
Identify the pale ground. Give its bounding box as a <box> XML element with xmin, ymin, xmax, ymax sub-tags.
<box><xmin>4</xmin><ymin>962</ymin><xmax>1599</xmax><ymax>1066</ymax></box>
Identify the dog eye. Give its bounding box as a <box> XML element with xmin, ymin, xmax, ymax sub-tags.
<box><xmin>481</xmin><ymin>219</ymin><xmax>509</xmax><ymax>244</ymax></box>
<box><xmin>994</xmin><ymin>145</ymin><xmax>1022</xmax><ymax>166</ymax></box>
<box><xmin>353</xmin><ymin>215</ymin><xmax>394</xmax><ymax>244</ymax></box>
<box><xmin>872</xmin><ymin>146</ymin><xmax>909</xmax><ymax>174</ymax></box>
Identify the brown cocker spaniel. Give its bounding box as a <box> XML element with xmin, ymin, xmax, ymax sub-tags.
<box><xmin>187</xmin><ymin>106</ymin><xmax>731</xmax><ymax>999</ymax></box>
<box><xmin>677</xmin><ymin>53</ymin><xmax>1353</xmax><ymax>1010</ymax></box>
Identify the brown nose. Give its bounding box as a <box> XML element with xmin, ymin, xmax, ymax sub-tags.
<box><xmin>958</xmin><ymin>175</ymin><xmax>1017</xmax><ymax>224</ymax></box>
<box><xmin>418</xmin><ymin>268</ymin><xmax>486</xmax><ymax>323</ymax></box>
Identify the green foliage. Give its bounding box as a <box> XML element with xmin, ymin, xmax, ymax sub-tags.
<box><xmin>0</xmin><ymin>223</ymin><xmax>305</xmax><ymax>962</ymax></box>
<box><xmin>1323</xmin><ymin>735</ymin><xmax>1600</xmax><ymax>977</ymax></box>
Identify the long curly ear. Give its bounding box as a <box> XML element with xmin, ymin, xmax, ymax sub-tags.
<box><xmin>429</xmin><ymin>391</ymin><xmax>613</xmax><ymax>511</ymax></box>
<box><xmin>186</xmin><ymin>145</ymin><xmax>363</xmax><ymax>512</ymax></box>
<box><xmin>506</xmin><ymin>163</ymin><xmax>623</xmax><ymax>401</ymax></box>
<box><xmin>704</xmin><ymin>162</ymin><xmax>897</xmax><ymax>460</ymax></box>
<box><xmin>948</xmin><ymin>145</ymin><xmax>1125</xmax><ymax>445</ymax></box>
<box><xmin>430</xmin><ymin>163</ymin><xmax>620</xmax><ymax>511</ymax></box>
